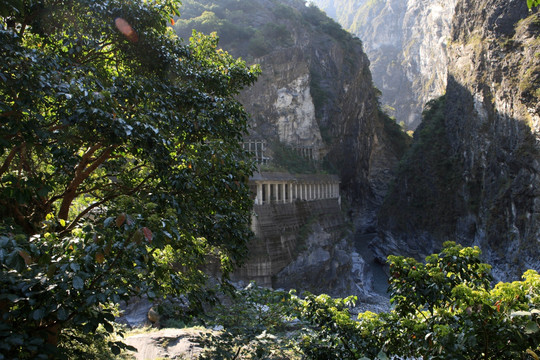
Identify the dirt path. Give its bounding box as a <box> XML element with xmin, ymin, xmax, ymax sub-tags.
<box><xmin>124</xmin><ymin>328</ymin><xmax>208</xmax><ymax>360</ymax></box>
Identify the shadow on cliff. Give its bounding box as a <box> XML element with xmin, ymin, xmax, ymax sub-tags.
<box><xmin>375</xmin><ymin>74</ymin><xmax>539</xmax><ymax>280</ymax></box>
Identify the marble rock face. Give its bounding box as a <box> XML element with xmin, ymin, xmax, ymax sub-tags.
<box><xmin>312</xmin><ymin>0</ymin><xmax>457</xmax><ymax>129</ymax></box>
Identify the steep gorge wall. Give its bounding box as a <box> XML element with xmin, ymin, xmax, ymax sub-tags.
<box><xmin>377</xmin><ymin>0</ymin><xmax>540</xmax><ymax>280</ymax></box>
<box><xmin>444</xmin><ymin>0</ymin><xmax>540</xmax><ymax>279</ymax></box>
<box><xmin>235</xmin><ymin>7</ymin><xmax>404</xmax><ymax>222</ymax></box>
<box><xmin>312</xmin><ymin>0</ymin><xmax>456</xmax><ymax>129</ymax></box>
<box><xmin>176</xmin><ymin>0</ymin><xmax>407</xmax><ymax>225</ymax></box>
<box><xmin>176</xmin><ymin>0</ymin><xmax>408</xmax><ymax>294</ymax></box>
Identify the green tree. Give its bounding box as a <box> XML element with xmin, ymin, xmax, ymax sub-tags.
<box><xmin>0</xmin><ymin>0</ymin><xmax>259</xmax><ymax>357</ymax></box>
<box><xmin>196</xmin><ymin>284</ymin><xmax>298</xmax><ymax>359</ymax></box>
<box><xmin>295</xmin><ymin>242</ymin><xmax>540</xmax><ymax>359</ymax></box>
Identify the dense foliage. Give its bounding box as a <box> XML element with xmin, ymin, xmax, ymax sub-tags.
<box><xmin>196</xmin><ymin>284</ymin><xmax>300</xmax><ymax>359</ymax></box>
<box><xmin>204</xmin><ymin>243</ymin><xmax>539</xmax><ymax>359</ymax></box>
<box><xmin>0</xmin><ymin>0</ymin><xmax>259</xmax><ymax>357</ymax></box>
<box><xmin>296</xmin><ymin>243</ymin><xmax>540</xmax><ymax>359</ymax></box>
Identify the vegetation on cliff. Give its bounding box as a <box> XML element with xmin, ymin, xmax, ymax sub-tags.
<box><xmin>173</xmin><ymin>0</ymin><xmax>359</xmax><ymax>59</ymax></box>
<box><xmin>0</xmin><ymin>0</ymin><xmax>259</xmax><ymax>357</ymax></box>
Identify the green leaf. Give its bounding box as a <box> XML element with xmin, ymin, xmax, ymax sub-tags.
<box><xmin>104</xmin><ymin>217</ymin><xmax>114</xmax><ymax>228</ymax></box>
<box><xmin>57</xmin><ymin>307</ymin><xmax>69</xmax><ymax>321</ymax></box>
<box><xmin>111</xmin><ymin>345</ymin><xmax>121</xmax><ymax>355</ymax></box>
<box><xmin>524</xmin><ymin>321</ymin><xmax>540</xmax><ymax>334</ymax></box>
<box><xmin>32</xmin><ymin>308</ymin><xmax>45</xmax><ymax>321</ymax></box>
<box><xmin>7</xmin><ymin>333</ymin><xmax>24</xmax><ymax>346</ymax></box>
<box><xmin>103</xmin><ymin>321</ymin><xmax>114</xmax><ymax>333</ymax></box>
<box><xmin>0</xmin><ymin>293</ymin><xmax>21</xmax><ymax>302</ymax></box>
<box><xmin>528</xmin><ymin>0</ymin><xmax>540</xmax><ymax>9</ymax></box>
<box><xmin>47</xmin><ymin>264</ymin><xmax>57</xmax><ymax>279</ymax></box>
<box><xmin>73</xmin><ymin>276</ymin><xmax>84</xmax><ymax>290</ymax></box>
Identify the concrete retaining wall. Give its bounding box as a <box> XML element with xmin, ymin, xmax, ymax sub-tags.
<box><xmin>232</xmin><ymin>198</ymin><xmax>345</xmax><ymax>287</ymax></box>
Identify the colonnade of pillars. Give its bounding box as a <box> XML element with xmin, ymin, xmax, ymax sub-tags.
<box><xmin>254</xmin><ymin>181</ymin><xmax>339</xmax><ymax>205</ymax></box>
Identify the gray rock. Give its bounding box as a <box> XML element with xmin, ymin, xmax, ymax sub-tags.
<box><xmin>117</xmin><ymin>297</ymin><xmax>153</xmax><ymax>328</ymax></box>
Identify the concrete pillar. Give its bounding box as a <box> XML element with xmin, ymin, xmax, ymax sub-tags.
<box><xmin>288</xmin><ymin>183</ymin><xmax>293</xmax><ymax>203</ymax></box>
<box><xmin>256</xmin><ymin>183</ymin><xmax>262</xmax><ymax>205</ymax></box>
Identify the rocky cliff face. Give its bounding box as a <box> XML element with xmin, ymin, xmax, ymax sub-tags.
<box><xmin>311</xmin><ymin>0</ymin><xmax>456</xmax><ymax>129</ymax></box>
<box><xmin>243</xmin><ymin>48</ymin><xmax>324</xmax><ymax>158</ymax></box>
<box><xmin>175</xmin><ymin>0</ymin><xmax>408</xmax><ymax>295</ymax></box>
<box><xmin>445</xmin><ymin>0</ymin><xmax>540</xmax><ymax>279</ymax></box>
<box><xmin>377</xmin><ymin>0</ymin><xmax>540</xmax><ymax>280</ymax></box>
<box><xmin>176</xmin><ymin>0</ymin><xmax>407</xmax><ymax>227</ymax></box>
<box><xmin>237</xmin><ymin>5</ymin><xmax>405</xmax><ymax>221</ymax></box>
